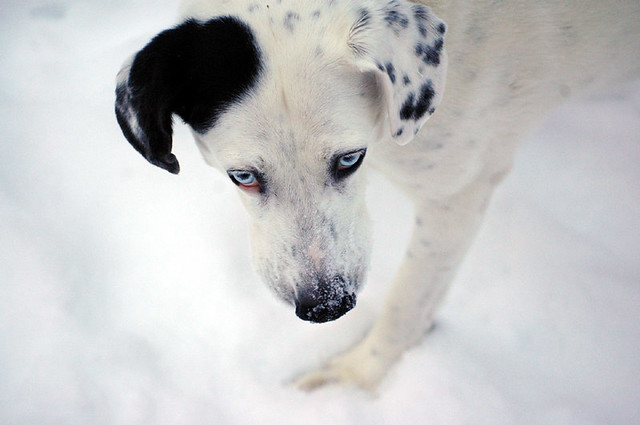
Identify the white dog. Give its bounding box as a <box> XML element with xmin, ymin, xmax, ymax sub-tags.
<box><xmin>115</xmin><ymin>0</ymin><xmax>640</xmax><ymax>390</ymax></box>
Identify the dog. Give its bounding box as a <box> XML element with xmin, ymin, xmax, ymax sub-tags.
<box><xmin>115</xmin><ymin>0</ymin><xmax>640</xmax><ymax>390</ymax></box>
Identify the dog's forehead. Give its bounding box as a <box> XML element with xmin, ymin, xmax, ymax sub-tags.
<box><xmin>187</xmin><ymin>1</ymin><xmax>380</xmax><ymax>168</ymax></box>
<box><xmin>199</xmin><ymin>70</ymin><xmax>376</xmax><ymax>172</ymax></box>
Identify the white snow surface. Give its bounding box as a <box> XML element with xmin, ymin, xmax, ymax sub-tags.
<box><xmin>1</xmin><ymin>1</ymin><xmax>639</xmax><ymax>424</ymax></box>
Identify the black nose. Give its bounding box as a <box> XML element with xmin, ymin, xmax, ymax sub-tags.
<box><xmin>295</xmin><ymin>290</ymin><xmax>356</xmax><ymax>323</ymax></box>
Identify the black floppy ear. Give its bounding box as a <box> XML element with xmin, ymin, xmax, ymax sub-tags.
<box><xmin>348</xmin><ymin>2</ymin><xmax>448</xmax><ymax>145</ymax></box>
<box><xmin>115</xmin><ymin>51</ymin><xmax>179</xmax><ymax>174</ymax></box>
<box><xmin>115</xmin><ymin>17</ymin><xmax>262</xmax><ymax>174</ymax></box>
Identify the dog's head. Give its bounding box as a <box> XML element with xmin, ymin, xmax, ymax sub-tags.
<box><xmin>115</xmin><ymin>0</ymin><xmax>447</xmax><ymax>322</ymax></box>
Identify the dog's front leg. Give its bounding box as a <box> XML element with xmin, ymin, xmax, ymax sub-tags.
<box><xmin>296</xmin><ymin>175</ymin><xmax>502</xmax><ymax>391</ymax></box>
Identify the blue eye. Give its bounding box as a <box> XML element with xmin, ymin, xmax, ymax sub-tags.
<box><xmin>333</xmin><ymin>148</ymin><xmax>366</xmax><ymax>181</ymax></box>
<box><xmin>227</xmin><ymin>170</ymin><xmax>259</xmax><ymax>189</ymax></box>
<box><xmin>338</xmin><ymin>151</ymin><xmax>364</xmax><ymax>170</ymax></box>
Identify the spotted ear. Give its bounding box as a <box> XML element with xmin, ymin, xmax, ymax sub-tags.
<box><xmin>115</xmin><ymin>17</ymin><xmax>261</xmax><ymax>174</ymax></box>
<box><xmin>349</xmin><ymin>1</ymin><xmax>447</xmax><ymax>145</ymax></box>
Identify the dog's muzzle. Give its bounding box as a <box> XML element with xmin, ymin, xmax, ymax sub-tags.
<box><xmin>294</xmin><ymin>277</ymin><xmax>356</xmax><ymax>323</ymax></box>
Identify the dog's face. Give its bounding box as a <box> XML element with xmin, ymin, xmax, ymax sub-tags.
<box><xmin>193</xmin><ymin>57</ymin><xmax>379</xmax><ymax>323</ymax></box>
<box><xmin>115</xmin><ymin>0</ymin><xmax>447</xmax><ymax>322</ymax></box>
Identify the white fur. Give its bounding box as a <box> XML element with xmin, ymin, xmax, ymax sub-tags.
<box><xmin>134</xmin><ymin>0</ymin><xmax>640</xmax><ymax>389</ymax></box>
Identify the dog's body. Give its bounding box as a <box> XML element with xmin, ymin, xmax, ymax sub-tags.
<box><xmin>116</xmin><ymin>0</ymin><xmax>640</xmax><ymax>389</ymax></box>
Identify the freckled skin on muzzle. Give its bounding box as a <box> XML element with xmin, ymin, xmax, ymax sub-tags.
<box><xmin>294</xmin><ymin>276</ymin><xmax>357</xmax><ymax>323</ymax></box>
<box><xmin>252</xmin><ymin>220</ymin><xmax>370</xmax><ymax>324</ymax></box>
<box><xmin>250</xmin><ymin>197</ymin><xmax>371</xmax><ymax>324</ymax></box>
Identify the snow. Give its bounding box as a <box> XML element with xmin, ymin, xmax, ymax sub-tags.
<box><xmin>1</xmin><ymin>1</ymin><xmax>639</xmax><ymax>424</ymax></box>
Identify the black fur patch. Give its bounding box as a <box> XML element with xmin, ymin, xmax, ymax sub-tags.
<box><xmin>412</xmin><ymin>5</ymin><xmax>429</xmax><ymax>38</ymax></box>
<box><xmin>415</xmin><ymin>38</ymin><xmax>444</xmax><ymax>66</ymax></box>
<box><xmin>400</xmin><ymin>81</ymin><xmax>435</xmax><ymax>121</ymax></box>
<box><xmin>385</xmin><ymin>62</ymin><xmax>396</xmax><ymax>84</ymax></box>
<box><xmin>384</xmin><ymin>5</ymin><xmax>409</xmax><ymax>34</ymax></box>
<box><xmin>412</xmin><ymin>5</ymin><xmax>429</xmax><ymax>22</ymax></box>
<box><xmin>115</xmin><ymin>17</ymin><xmax>262</xmax><ymax>174</ymax></box>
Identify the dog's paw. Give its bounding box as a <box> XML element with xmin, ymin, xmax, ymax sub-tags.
<box><xmin>293</xmin><ymin>340</ymin><xmax>399</xmax><ymax>392</ymax></box>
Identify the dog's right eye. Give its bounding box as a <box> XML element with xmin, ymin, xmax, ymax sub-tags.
<box><xmin>332</xmin><ymin>148</ymin><xmax>366</xmax><ymax>181</ymax></box>
<box><xmin>227</xmin><ymin>170</ymin><xmax>260</xmax><ymax>192</ymax></box>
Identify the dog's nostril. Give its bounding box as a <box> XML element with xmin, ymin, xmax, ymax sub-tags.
<box><xmin>294</xmin><ymin>291</ymin><xmax>356</xmax><ymax>323</ymax></box>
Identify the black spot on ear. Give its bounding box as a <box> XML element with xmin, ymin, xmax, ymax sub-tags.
<box><xmin>400</xmin><ymin>92</ymin><xmax>415</xmax><ymax>121</ymax></box>
<box><xmin>412</xmin><ymin>5</ymin><xmax>446</xmax><ymax>37</ymax></box>
<box><xmin>415</xmin><ymin>82</ymin><xmax>436</xmax><ymax>120</ymax></box>
<box><xmin>415</xmin><ymin>38</ymin><xmax>444</xmax><ymax>66</ymax></box>
<box><xmin>417</xmin><ymin>21</ymin><xmax>428</xmax><ymax>38</ymax></box>
<box><xmin>400</xmin><ymin>81</ymin><xmax>435</xmax><ymax>121</ymax></box>
<box><xmin>384</xmin><ymin>5</ymin><xmax>409</xmax><ymax>33</ymax></box>
<box><xmin>115</xmin><ymin>17</ymin><xmax>262</xmax><ymax>173</ymax></box>
<box><xmin>400</xmin><ymin>92</ymin><xmax>416</xmax><ymax>121</ymax></box>
<box><xmin>385</xmin><ymin>62</ymin><xmax>396</xmax><ymax>84</ymax></box>
<box><xmin>412</xmin><ymin>5</ymin><xmax>429</xmax><ymax>23</ymax></box>
<box><xmin>413</xmin><ymin>7</ymin><xmax>429</xmax><ymax>38</ymax></box>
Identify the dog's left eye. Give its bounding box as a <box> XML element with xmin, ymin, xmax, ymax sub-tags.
<box><xmin>338</xmin><ymin>152</ymin><xmax>363</xmax><ymax>169</ymax></box>
<box><xmin>334</xmin><ymin>149</ymin><xmax>366</xmax><ymax>180</ymax></box>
